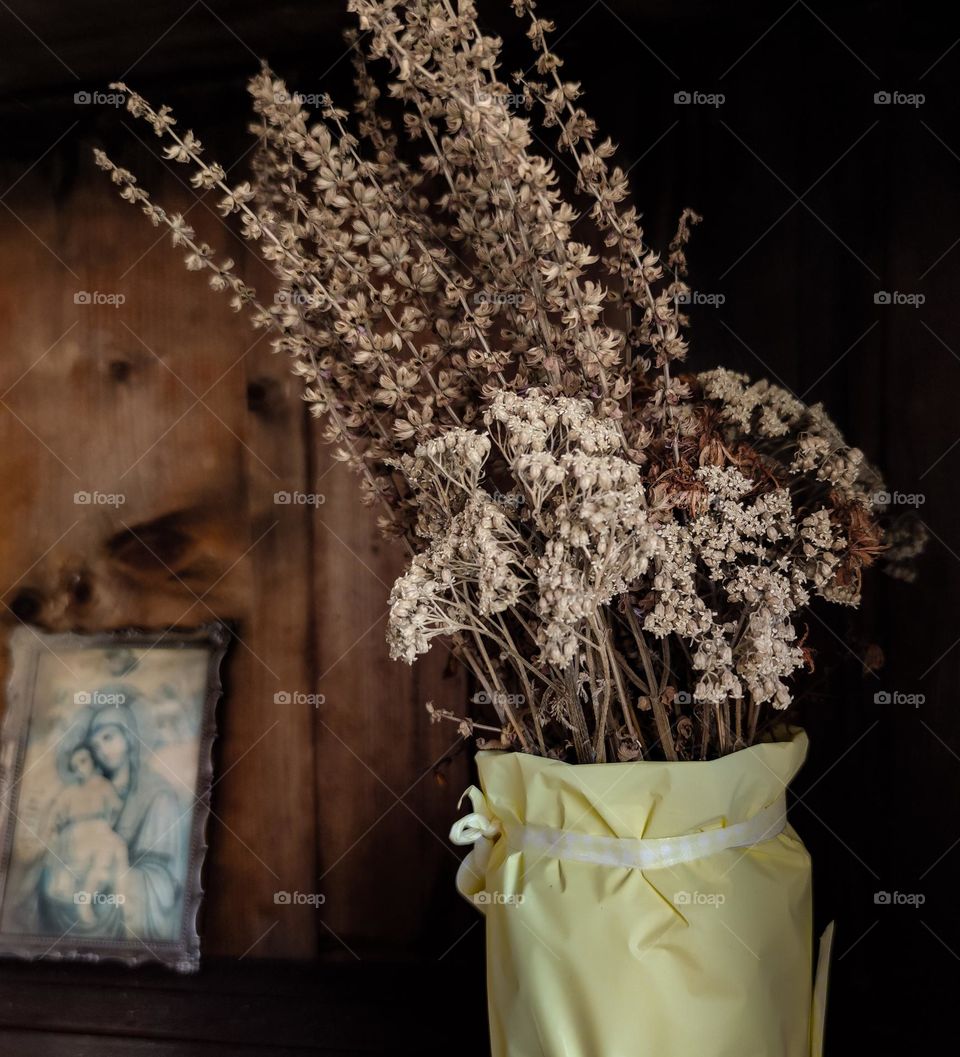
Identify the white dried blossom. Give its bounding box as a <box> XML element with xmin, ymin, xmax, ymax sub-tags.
<box><xmin>387</xmin><ymin>492</ymin><xmax>526</xmax><ymax>664</ymax></box>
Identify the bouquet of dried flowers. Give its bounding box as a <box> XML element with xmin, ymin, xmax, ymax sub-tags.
<box><xmin>95</xmin><ymin>0</ymin><xmax>923</xmax><ymax>764</ymax></box>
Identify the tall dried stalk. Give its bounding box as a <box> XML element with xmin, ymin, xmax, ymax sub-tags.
<box><xmin>94</xmin><ymin>0</ymin><xmax>924</xmax><ymax>761</ymax></box>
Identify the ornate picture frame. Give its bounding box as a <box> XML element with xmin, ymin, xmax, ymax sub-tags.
<box><xmin>0</xmin><ymin>623</ymin><xmax>228</xmax><ymax>972</ymax></box>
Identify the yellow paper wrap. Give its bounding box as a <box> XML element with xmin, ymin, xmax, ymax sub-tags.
<box><xmin>454</xmin><ymin>730</ymin><xmax>822</xmax><ymax>1057</ymax></box>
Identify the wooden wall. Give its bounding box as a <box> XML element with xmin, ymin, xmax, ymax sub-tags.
<box><xmin>0</xmin><ymin>167</ymin><xmax>469</xmax><ymax>960</ymax></box>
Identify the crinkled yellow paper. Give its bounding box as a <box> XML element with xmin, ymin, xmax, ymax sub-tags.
<box><xmin>458</xmin><ymin>730</ymin><xmax>816</xmax><ymax>1057</ymax></box>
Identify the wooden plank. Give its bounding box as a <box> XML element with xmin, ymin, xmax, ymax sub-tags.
<box><xmin>311</xmin><ymin>445</ymin><xmax>471</xmax><ymax>955</ymax></box>
<box><xmin>0</xmin><ymin>140</ymin><xmax>475</xmax><ymax>962</ymax></box>
<box><xmin>0</xmin><ymin>161</ymin><xmax>316</xmax><ymax>957</ymax></box>
<box><xmin>0</xmin><ymin>1031</ymin><xmax>324</xmax><ymax>1057</ymax></box>
<box><xmin>0</xmin><ymin>1031</ymin><xmax>480</xmax><ymax>1057</ymax></box>
<box><xmin>0</xmin><ymin>977</ymin><xmax>435</xmax><ymax>1049</ymax></box>
<box><xmin>0</xmin><ymin>960</ymin><xmax>488</xmax><ymax>1054</ymax></box>
<box><xmin>195</xmin><ymin>190</ymin><xmax>319</xmax><ymax>960</ymax></box>
<box><xmin>0</xmin><ymin>956</ymin><xmax>486</xmax><ymax>998</ymax></box>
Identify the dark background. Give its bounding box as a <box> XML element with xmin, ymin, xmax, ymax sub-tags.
<box><xmin>1</xmin><ymin>1</ymin><xmax>958</xmax><ymax>1053</ymax></box>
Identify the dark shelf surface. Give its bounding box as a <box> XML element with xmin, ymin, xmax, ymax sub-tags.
<box><xmin>0</xmin><ymin>957</ymin><xmax>489</xmax><ymax>1056</ymax></box>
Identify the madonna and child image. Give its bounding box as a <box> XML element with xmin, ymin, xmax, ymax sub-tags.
<box><xmin>0</xmin><ymin>626</ymin><xmax>225</xmax><ymax>969</ymax></box>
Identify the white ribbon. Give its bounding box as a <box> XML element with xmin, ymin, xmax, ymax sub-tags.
<box><xmin>449</xmin><ymin>804</ymin><xmax>501</xmax><ymax>848</ymax></box>
<box><xmin>449</xmin><ymin>786</ymin><xmax>502</xmax><ymax>897</ymax></box>
<box><xmin>512</xmin><ymin>794</ymin><xmax>787</xmax><ymax>871</ymax></box>
<box><xmin>451</xmin><ymin>790</ymin><xmax>787</xmax><ymax>876</ymax></box>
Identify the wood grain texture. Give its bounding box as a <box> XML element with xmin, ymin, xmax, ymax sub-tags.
<box><xmin>0</xmin><ymin>156</ymin><xmax>469</xmax><ymax>960</ymax></box>
<box><xmin>312</xmin><ymin>446</ymin><xmax>469</xmax><ymax>954</ymax></box>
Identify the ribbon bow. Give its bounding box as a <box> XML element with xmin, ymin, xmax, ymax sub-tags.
<box><xmin>449</xmin><ymin>786</ymin><xmax>501</xmax><ymax>903</ymax></box>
